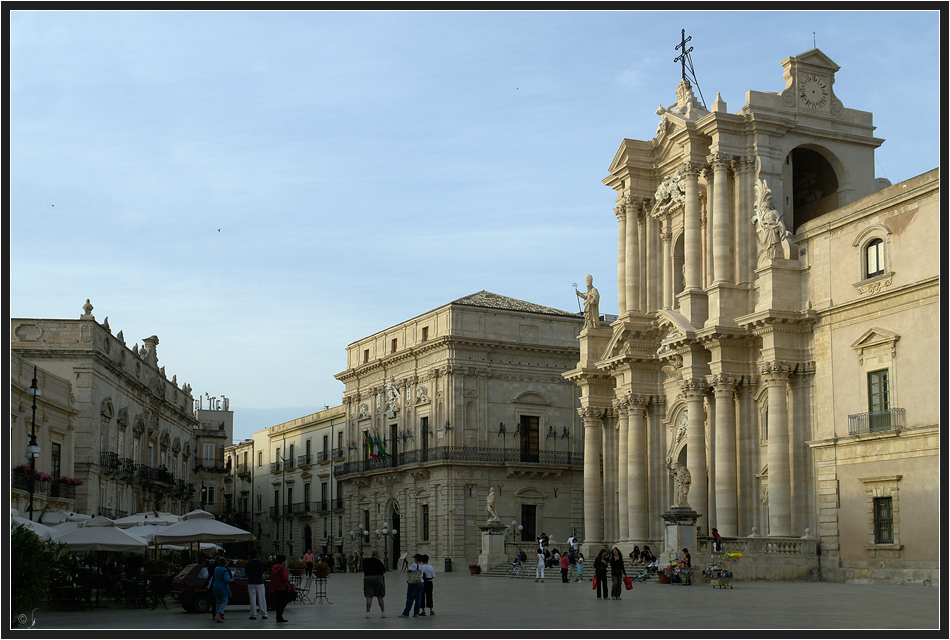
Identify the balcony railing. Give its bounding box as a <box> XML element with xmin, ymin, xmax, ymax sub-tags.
<box><xmin>331</xmin><ymin>447</ymin><xmax>344</xmax><ymax>460</ymax></box>
<box><xmin>49</xmin><ymin>481</ymin><xmax>76</xmax><ymax>500</ymax></box>
<box><xmin>334</xmin><ymin>446</ymin><xmax>583</xmax><ymax>478</ymax></box>
<box><xmin>297</xmin><ymin>454</ymin><xmax>313</xmax><ymax>467</ymax></box>
<box><xmin>848</xmin><ymin>408</ymin><xmax>906</xmax><ymax>435</ymax></box>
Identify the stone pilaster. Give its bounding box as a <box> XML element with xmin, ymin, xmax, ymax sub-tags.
<box><xmin>761</xmin><ymin>361</ymin><xmax>793</xmax><ymax>536</ymax></box>
<box><xmin>709</xmin><ymin>151</ymin><xmax>733</xmax><ymax>284</ymax></box>
<box><xmin>625</xmin><ymin>196</ymin><xmax>642</xmax><ymax>313</ymax></box>
<box><xmin>580</xmin><ymin>406</ymin><xmax>604</xmax><ymax>546</ymax></box>
<box><xmin>615</xmin><ymin>400</ymin><xmax>630</xmax><ymax>541</ymax></box>
<box><xmin>615</xmin><ymin>204</ymin><xmax>627</xmax><ymax>316</ymax></box>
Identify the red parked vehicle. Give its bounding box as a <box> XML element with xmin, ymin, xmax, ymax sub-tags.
<box><xmin>171</xmin><ymin>562</ymin><xmax>290</xmax><ymax>613</ymax></box>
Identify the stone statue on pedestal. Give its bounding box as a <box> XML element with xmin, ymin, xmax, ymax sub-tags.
<box><xmin>486</xmin><ymin>487</ymin><xmax>499</xmax><ymax>522</ymax></box>
<box><xmin>670</xmin><ymin>463</ymin><xmax>692</xmax><ymax>508</ymax></box>
<box><xmin>575</xmin><ymin>274</ymin><xmax>600</xmax><ymax>330</ymax></box>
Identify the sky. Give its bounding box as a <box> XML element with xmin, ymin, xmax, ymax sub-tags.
<box><xmin>8</xmin><ymin>10</ymin><xmax>941</xmax><ymax>443</ymax></box>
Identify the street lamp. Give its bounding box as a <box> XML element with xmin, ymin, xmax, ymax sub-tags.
<box><xmin>498</xmin><ymin>422</ymin><xmax>507</xmax><ymax>461</ymax></box>
<box><xmin>377</xmin><ymin>522</ymin><xmax>398</xmax><ymax>569</ymax></box>
<box><xmin>27</xmin><ymin>367</ymin><xmax>42</xmax><ymax>523</ymax></box>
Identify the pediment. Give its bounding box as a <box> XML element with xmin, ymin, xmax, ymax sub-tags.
<box><xmin>850</xmin><ymin>327</ymin><xmax>900</xmax><ymax>351</ymax></box>
<box><xmin>513</xmin><ymin>391</ymin><xmax>549</xmax><ymax>405</ymax></box>
<box><xmin>784</xmin><ymin>48</ymin><xmax>840</xmax><ymax>74</ymax></box>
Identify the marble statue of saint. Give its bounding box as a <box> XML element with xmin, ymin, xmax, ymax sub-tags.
<box><xmin>486</xmin><ymin>486</ymin><xmax>499</xmax><ymax>522</ymax></box>
<box><xmin>752</xmin><ymin>178</ymin><xmax>790</xmax><ymax>262</ymax></box>
<box><xmin>670</xmin><ymin>463</ymin><xmax>692</xmax><ymax>507</ymax></box>
<box><xmin>576</xmin><ymin>274</ymin><xmax>600</xmax><ymax>330</ymax></box>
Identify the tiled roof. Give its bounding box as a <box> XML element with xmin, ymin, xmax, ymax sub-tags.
<box><xmin>450</xmin><ymin>291</ymin><xmax>580</xmax><ymax>319</ymax></box>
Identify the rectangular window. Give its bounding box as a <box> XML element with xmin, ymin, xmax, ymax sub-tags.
<box><xmin>258</xmin><ymin>451</ymin><xmax>263</xmax><ymax>467</ymax></box>
<box><xmin>868</xmin><ymin>369</ymin><xmax>890</xmax><ymax>431</ymax></box>
<box><xmin>203</xmin><ymin>444</ymin><xmax>215</xmax><ymax>468</ymax></box>
<box><xmin>421</xmin><ymin>326</ymin><xmax>429</xmax><ymax>341</ymax></box>
<box><xmin>420</xmin><ymin>417</ymin><xmax>429</xmax><ymax>453</ymax></box>
<box><xmin>363</xmin><ymin>349</ymin><xmax>369</xmax><ymax>363</ymax></box>
<box><xmin>421</xmin><ymin>504</ymin><xmax>430</xmax><ymax>541</ymax></box>
<box><xmin>51</xmin><ymin>442</ymin><xmax>62</xmax><ymax>479</ymax></box>
<box><xmin>520</xmin><ymin>415</ymin><xmax>540</xmax><ymax>463</ymax></box>
<box><xmin>873</xmin><ymin>496</ymin><xmax>893</xmax><ymax>544</ymax></box>
<box><xmin>391</xmin><ymin>338</ymin><xmax>398</xmax><ymax>353</ymax></box>
<box><xmin>323</xmin><ymin>434</ymin><xmax>329</xmax><ymax>458</ymax></box>
<box><xmin>866</xmin><ymin>239</ymin><xmax>885</xmax><ymax>278</ymax></box>
<box><xmin>521</xmin><ymin>504</ymin><xmax>537</xmax><ymax>542</ymax></box>
<box><xmin>337</xmin><ymin>431</ymin><xmax>343</xmax><ymax>451</ymax></box>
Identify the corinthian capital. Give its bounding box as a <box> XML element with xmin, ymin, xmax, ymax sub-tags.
<box><xmin>759</xmin><ymin>361</ymin><xmax>793</xmax><ymax>384</ymax></box>
<box><xmin>679</xmin><ymin>377</ymin><xmax>708</xmax><ymax>399</ymax></box>
<box><xmin>708</xmin><ymin>372</ymin><xmax>739</xmax><ymax>392</ymax></box>
<box><xmin>707</xmin><ymin>151</ymin><xmax>731</xmax><ymax>170</ymax></box>
<box><xmin>679</xmin><ymin>160</ymin><xmax>704</xmax><ymax>178</ymax></box>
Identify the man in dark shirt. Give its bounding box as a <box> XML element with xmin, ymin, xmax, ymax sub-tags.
<box><xmin>363</xmin><ymin>549</ymin><xmax>387</xmax><ymax>618</ymax></box>
<box><xmin>245</xmin><ymin>552</ymin><xmax>267</xmax><ymax>620</ymax></box>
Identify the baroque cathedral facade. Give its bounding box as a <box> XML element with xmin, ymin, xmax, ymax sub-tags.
<box><xmin>565</xmin><ymin>49</ymin><xmax>939</xmax><ymax>584</ymax></box>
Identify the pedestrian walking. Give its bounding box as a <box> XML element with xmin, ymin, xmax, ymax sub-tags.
<box><xmin>399</xmin><ymin>553</ymin><xmax>425</xmax><ymax>617</ymax></box>
<box><xmin>362</xmin><ymin>549</ymin><xmax>387</xmax><ymax>618</ymax></box>
<box><xmin>560</xmin><ymin>550</ymin><xmax>570</xmax><ymax>583</ymax></box>
<box><xmin>420</xmin><ymin>554</ymin><xmax>435</xmax><ymax>616</ymax></box>
<box><xmin>303</xmin><ymin>549</ymin><xmax>314</xmax><ymax>577</ymax></box>
<box><xmin>609</xmin><ymin>547</ymin><xmax>627</xmax><ymax>600</ymax></box>
<box><xmin>593</xmin><ymin>549</ymin><xmax>609</xmax><ymax>600</ymax></box>
<box><xmin>245</xmin><ymin>552</ymin><xmax>267</xmax><ymax>620</ymax></box>
<box><xmin>211</xmin><ymin>557</ymin><xmax>231</xmax><ymax>623</ymax></box>
<box><xmin>270</xmin><ymin>554</ymin><xmax>292</xmax><ymax>623</ymax></box>
<box><xmin>535</xmin><ymin>547</ymin><xmax>546</xmax><ymax>582</ymax></box>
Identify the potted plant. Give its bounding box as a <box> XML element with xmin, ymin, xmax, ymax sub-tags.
<box><xmin>144</xmin><ymin>558</ymin><xmax>170</xmax><ymax>582</ymax></box>
<box><xmin>313</xmin><ymin>561</ymin><xmax>331</xmax><ymax>578</ymax></box>
<box><xmin>468</xmin><ymin>563</ymin><xmax>481</xmax><ymax>575</ymax></box>
<box><xmin>288</xmin><ymin>560</ymin><xmax>306</xmax><ymax>576</ymax></box>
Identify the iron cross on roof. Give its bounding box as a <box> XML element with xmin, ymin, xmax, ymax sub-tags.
<box><xmin>674</xmin><ymin>28</ymin><xmax>693</xmax><ymax>81</ymax></box>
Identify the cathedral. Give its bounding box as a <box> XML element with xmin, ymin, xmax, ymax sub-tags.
<box><xmin>564</xmin><ymin>48</ymin><xmax>939</xmax><ymax>584</ymax></box>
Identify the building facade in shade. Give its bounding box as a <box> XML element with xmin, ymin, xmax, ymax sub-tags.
<box><xmin>193</xmin><ymin>395</ymin><xmax>233</xmax><ymax>520</ymax></box>
<box><xmin>333</xmin><ymin>291</ymin><xmax>586</xmax><ymax>570</ymax></box>
<box><xmin>564</xmin><ymin>49</ymin><xmax>939</xmax><ymax>584</ymax></box>
<box><xmin>10</xmin><ymin>300</ymin><xmax>200</xmax><ymax>519</ymax></box>
<box><xmin>223</xmin><ymin>406</ymin><xmax>347</xmax><ymax>558</ymax></box>
<box><xmin>10</xmin><ymin>352</ymin><xmax>81</xmax><ymax>520</ymax></box>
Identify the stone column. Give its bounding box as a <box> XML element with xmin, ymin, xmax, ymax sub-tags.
<box><xmin>681</xmin><ymin>378</ymin><xmax>708</xmax><ymax>532</ymax></box>
<box><xmin>736</xmin><ymin>377</ymin><xmax>757</xmax><ymax>536</ymax></box>
<box><xmin>789</xmin><ymin>364</ymin><xmax>815</xmax><ymax>536</ymax></box>
<box><xmin>762</xmin><ymin>362</ymin><xmax>793</xmax><ymax>537</ymax></box>
<box><xmin>646</xmin><ymin>213</ymin><xmax>658</xmax><ymax>311</ymax></box>
<box><xmin>710</xmin><ymin>374</ymin><xmax>739</xmax><ymax>536</ymax></box>
<box><xmin>616</xmin><ymin>204</ymin><xmax>627</xmax><ymax>316</ymax></box>
<box><xmin>580</xmin><ymin>407</ymin><xmax>603</xmax><ymax>546</ymax></box>
<box><xmin>682</xmin><ymin>163</ymin><xmax>704</xmax><ymax>291</ymax></box>
<box><xmin>661</xmin><ymin>219</ymin><xmax>673</xmax><ymax>310</ymax></box>
<box><xmin>734</xmin><ymin>156</ymin><xmax>755</xmax><ymax>285</ymax></box>
<box><xmin>615</xmin><ymin>400</ymin><xmax>629</xmax><ymax>541</ymax></box>
<box><xmin>625</xmin><ymin>196</ymin><xmax>641</xmax><ymax>313</ymax></box>
<box><xmin>627</xmin><ymin>395</ymin><xmax>649</xmax><ymax>541</ymax></box>
<box><xmin>602</xmin><ymin>414</ymin><xmax>617</xmax><ymax>542</ymax></box>
<box><xmin>709</xmin><ymin>152</ymin><xmax>733</xmax><ymax>284</ymax></box>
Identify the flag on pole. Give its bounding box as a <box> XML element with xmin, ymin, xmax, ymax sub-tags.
<box><xmin>375</xmin><ymin>431</ymin><xmax>389</xmax><ymax>457</ymax></box>
<box><xmin>364</xmin><ymin>431</ymin><xmax>378</xmax><ymax>459</ymax></box>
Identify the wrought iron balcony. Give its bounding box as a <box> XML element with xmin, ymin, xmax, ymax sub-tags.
<box><xmin>848</xmin><ymin>408</ymin><xmax>906</xmax><ymax>435</ymax></box>
<box><xmin>333</xmin><ymin>445</ymin><xmax>583</xmax><ymax>478</ymax></box>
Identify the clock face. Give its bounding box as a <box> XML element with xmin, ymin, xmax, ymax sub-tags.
<box><xmin>799</xmin><ymin>74</ymin><xmax>829</xmax><ymax>109</ymax></box>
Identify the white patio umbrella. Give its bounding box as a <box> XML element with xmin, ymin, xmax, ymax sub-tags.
<box><xmin>11</xmin><ymin>515</ymin><xmax>59</xmax><ymax>541</ymax></box>
<box><xmin>152</xmin><ymin>509</ymin><xmax>255</xmax><ymax>545</ymax></box>
<box><xmin>51</xmin><ymin>513</ymin><xmax>96</xmax><ymax>536</ymax></box>
<box><xmin>125</xmin><ymin>517</ymin><xmax>173</xmax><ymax>542</ymax></box>
<box><xmin>113</xmin><ymin>511</ymin><xmax>181</xmax><ymax>529</ymax></box>
<box><xmin>54</xmin><ymin>516</ymin><xmax>149</xmax><ymax>552</ymax></box>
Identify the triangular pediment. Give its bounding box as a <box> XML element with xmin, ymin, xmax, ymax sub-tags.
<box><xmin>850</xmin><ymin>327</ymin><xmax>900</xmax><ymax>351</ymax></box>
<box><xmin>784</xmin><ymin>48</ymin><xmax>840</xmax><ymax>74</ymax></box>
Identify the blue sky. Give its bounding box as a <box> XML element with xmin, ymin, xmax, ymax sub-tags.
<box><xmin>8</xmin><ymin>10</ymin><xmax>941</xmax><ymax>442</ymax></box>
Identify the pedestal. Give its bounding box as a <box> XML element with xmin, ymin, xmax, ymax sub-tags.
<box><xmin>477</xmin><ymin>521</ymin><xmax>508</xmax><ymax>571</ymax></box>
<box><xmin>661</xmin><ymin>506</ymin><xmax>700</xmax><ymax>557</ymax></box>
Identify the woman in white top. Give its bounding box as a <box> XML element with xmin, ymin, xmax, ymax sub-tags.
<box><xmin>420</xmin><ymin>554</ymin><xmax>435</xmax><ymax>616</ymax></box>
<box><xmin>535</xmin><ymin>547</ymin><xmax>545</xmax><ymax>582</ymax></box>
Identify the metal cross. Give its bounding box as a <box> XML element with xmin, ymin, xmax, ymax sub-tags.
<box><xmin>674</xmin><ymin>28</ymin><xmax>693</xmax><ymax>81</ymax></box>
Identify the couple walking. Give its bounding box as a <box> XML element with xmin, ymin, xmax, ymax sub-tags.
<box><xmin>399</xmin><ymin>553</ymin><xmax>435</xmax><ymax>618</ymax></box>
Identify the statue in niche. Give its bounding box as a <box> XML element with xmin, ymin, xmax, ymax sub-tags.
<box><xmin>575</xmin><ymin>274</ymin><xmax>600</xmax><ymax>330</ymax></box>
<box><xmin>385</xmin><ymin>376</ymin><xmax>400</xmax><ymax>417</ymax></box>
<box><xmin>486</xmin><ymin>486</ymin><xmax>499</xmax><ymax>522</ymax></box>
<box><xmin>670</xmin><ymin>462</ymin><xmax>692</xmax><ymax>508</ymax></box>
<box><xmin>752</xmin><ymin>178</ymin><xmax>791</xmax><ymax>263</ymax></box>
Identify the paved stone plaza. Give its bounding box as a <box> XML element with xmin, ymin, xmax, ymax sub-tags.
<box><xmin>20</xmin><ymin>571</ymin><xmax>940</xmax><ymax>631</ymax></box>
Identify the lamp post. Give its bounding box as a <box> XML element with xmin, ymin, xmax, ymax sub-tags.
<box><xmin>498</xmin><ymin>422</ymin><xmax>507</xmax><ymax>461</ymax></box>
<box><xmin>376</xmin><ymin>522</ymin><xmax>398</xmax><ymax>569</ymax></box>
<box><xmin>506</xmin><ymin>519</ymin><xmax>523</xmax><ymax>557</ymax></box>
<box><xmin>27</xmin><ymin>366</ymin><xmax>42</xmax><ymax>523</ymax></box>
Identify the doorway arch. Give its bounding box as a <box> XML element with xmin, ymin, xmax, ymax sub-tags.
<box><xmin>788</xmin><ymin>145</ymin><xmax>841</xmax><ymax>231</ymax></box>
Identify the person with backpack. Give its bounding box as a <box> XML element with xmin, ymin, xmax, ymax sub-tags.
<box><xmin>398</xmin><ymin>553</ymin><xmax>425</xmax><ymax>617</ymax></box>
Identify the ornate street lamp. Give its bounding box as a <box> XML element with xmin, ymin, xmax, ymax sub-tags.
<box><xmin>26</xmin><ymin>367</ymin><xmax>42</xmax><ymax>522</ymax></box>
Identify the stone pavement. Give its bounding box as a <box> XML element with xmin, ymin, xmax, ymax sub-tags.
<box><xmin>20</xmin><ymin>570</ymin><xmax>940</xmax><ymax>631</ymax></box>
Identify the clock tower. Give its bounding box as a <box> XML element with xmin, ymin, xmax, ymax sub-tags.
<box><xmin>778</xmin><ymin>48</ymin><xmax>843</xmax><ymax>115</ymax></box>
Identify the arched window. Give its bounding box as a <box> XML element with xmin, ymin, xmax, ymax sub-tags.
<box><xmin>865</xmin><ymin>238</ymin><xmax>885</xmax><ymax>278</ymax></box>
